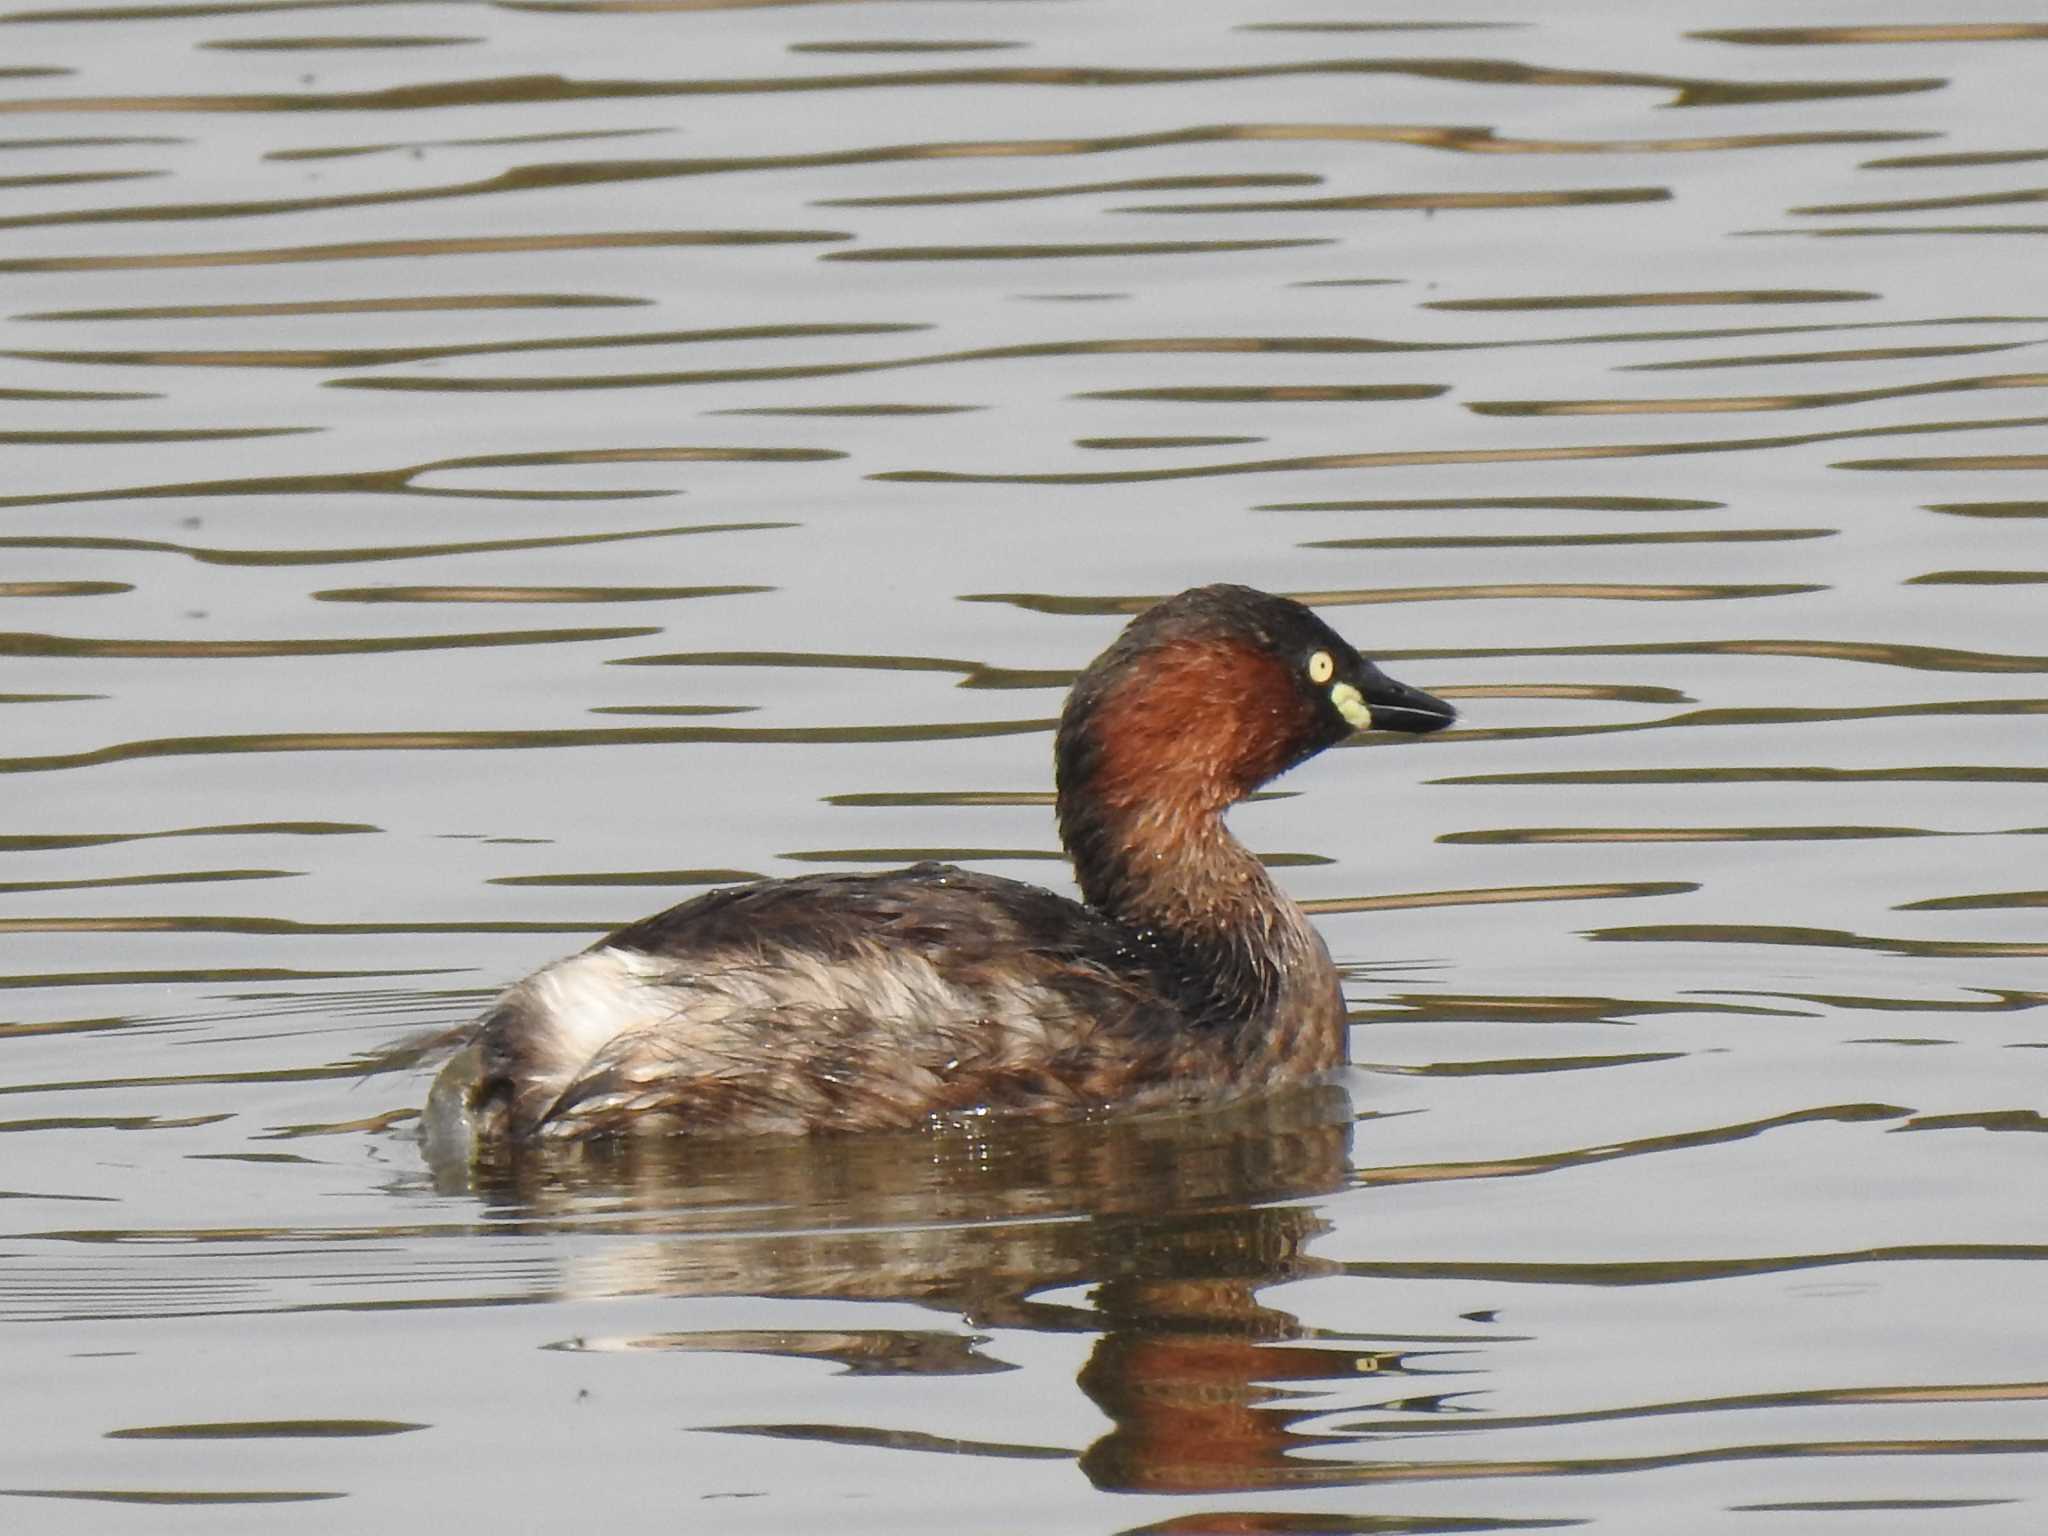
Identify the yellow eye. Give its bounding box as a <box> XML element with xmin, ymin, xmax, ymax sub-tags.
<box><xmin>1307</xmin><ymin>650</ymin><xmax>1335</xmax><ymax>685</ymax></box>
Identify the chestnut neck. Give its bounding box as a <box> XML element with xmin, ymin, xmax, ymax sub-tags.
<box><xmin>1055</xmin><ymin>651</ymin><xmax>1334</xmax><ymax>1034</ymax></box>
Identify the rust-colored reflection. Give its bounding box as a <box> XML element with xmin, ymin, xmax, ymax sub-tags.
<box><xmin>1077</xmin><ymin>1211</ymin><xmax>1411</xmax><ymax>1495</ymax></box>
<box><xmin>456</xmin><ymin>1089</ymin><xmax>1381</xmax><ymax>1496</ymax></box>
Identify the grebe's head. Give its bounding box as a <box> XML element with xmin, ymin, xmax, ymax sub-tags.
<box><xmin>1056</xmin><ymin>584</ymin><xmax>1455</xmax><ymax>829</ymax></box>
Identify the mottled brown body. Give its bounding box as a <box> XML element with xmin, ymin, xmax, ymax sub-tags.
<box><xmin>426</xmin><ymin>584</ymin><xmax>1453</xmax><ymax>1149</ymax></box>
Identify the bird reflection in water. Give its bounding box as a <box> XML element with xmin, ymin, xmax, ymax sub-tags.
<box><xmin>449</xmin><ymin>1083</ymin><xmax>1463</xmax><ymax>1497</ymax></box>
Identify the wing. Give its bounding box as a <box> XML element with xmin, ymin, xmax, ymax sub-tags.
<box><xmin>467</xmin><ymin>865</ymin><xmax>1207</xmax><ymax>1140</ymax></box>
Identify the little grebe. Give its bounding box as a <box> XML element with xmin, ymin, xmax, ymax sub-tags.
<box><xmin>424</xmin><ymin>584</ymin><xmax>1454</xmax><ymax>1149</ymax></box>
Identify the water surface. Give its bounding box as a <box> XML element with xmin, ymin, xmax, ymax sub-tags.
<box><xmin>3</xmin><ymin>1</ymin><xmax>2045</xmax><ymax>1530</ymax></box>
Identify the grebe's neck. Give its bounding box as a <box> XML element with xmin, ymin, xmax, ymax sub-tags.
<box><xmin>1054</xmin><ymin>639</ymin><xmax>1343</xmax><ymax>1047</ymax></box>
<box><xmin>1066</xmin><ymin>799</ymin><xmax>1328</xmax><ymax>1031</ymax></box>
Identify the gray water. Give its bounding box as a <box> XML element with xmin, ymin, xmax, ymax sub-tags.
<box><xmin>3</xmin><ymin>1</ymin><xmax>2045</xmax><ymax>1530</ymax></box>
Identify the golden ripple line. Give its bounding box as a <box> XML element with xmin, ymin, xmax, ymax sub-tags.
<box><xmin>1304</xmin><ymin>881</ymin><xmax>1694</xmax><ymax>914</ymax></box>
<box><xmin>1082</xmin><ymin>385</ymin><xmax>1444</xmax><ymax>403</ymax></box>
<box><xmin>1423</xmin><ymin>694</ymin><xmax>2048</xmax><ymax>751</ymax></box>
<box><xmin>326</xmin><ymin>321</ymin><xmax>2047</xmax><ymax>393</ymax></box>
<box><xmin>202</xmin><ymin>35</ymin><xmax>479</xmax><ymax>51</ymax></box>
<box><xmin>0</xmin><ymin>820</ymin><xmax>372</xmax><ymax>853</ymax></box>
<box><xmin>1429</xmin><ymin>288</ymin><xmax>1876</xmax><ymax>310</ymax></box>
<box><xmin>21</xmin><ymin>292</ymin><xmax>651</xmax><ymax>320</ymax></box>
<box><xmin>0</xmin><ymin>228</ymin><xmax>847</xmax><ymax>274</ymax></box>
<box><xmin>1338</xmin><ymin>1378</ymin><xmax>2048</xmax><ymax>1438</ymax></box>
<box><xmin>1352</xmin><ymin>1105</ymin><xmax>1906</xmax><ymax>1189</ymax></box>
<box><xmin>0</xmin><ymin>445</ymin><xmax>840</xmax><ymax>510</ymax></box>
<box><xmin>0</xmin><ymin>520</ymin><xmax>792</xmax><ymax>569</ymax></box>
<box><xmin>820</xmin><ymin>238</ymin><xmax>1329</xmax><ymax>261</ymax></box>
<box><xmin>0</xmin><ymin>627</ymin><xmax>659</xmax><ymax>659</ymax></box>
<box><xmin>878</xmin><ymin>413</ymin><xmax>2048</xmax><ymax>485</ymax></box>
<box><xmin>1696</xmin><ymin>23</ymin><xmax>2048</xmax><ymax>44</ymax></box>
<box><xmin>1</xmin><ymin>0</ymin><xmax>441</xmax><ymax>19</ymax></box>
<box><xmin>1620</xmin><ymin>341</ymin><xmax>2036</xmax><ymax>372</ymax></box>
<box><xmin>0</xmin><ymin>426</ymin><xmax>311</xmax><ymax>444</ymax></box>
<box><xmin>1268</xmin><ymin>495</ymin><xmax>1724</xmax><ymax>511</ymax></box>
<box><xmin>1469</xmin><ymin>373</ymin><xmax>2048</xmax><ymax>416</ymax></box>
<box><xmin>1897</xmin><ymin>889</ymin><xmax>2048</xmax><ymax>912</ymax></box>
<box><xmin>1436</xmin><ymin>767</ymin><xmax>2048</xmax><ymax>787</ymax></box>
<box><xmin>1742</xmin><ymin>222</ymin><xmax>2048</xmax><ymax>239</ymax></box>
<box><xmin>309</xmin><ymin>583</ymin><xmax>765</xmax><ymax>604</ymax></box>
<box><xmin>1386</xmin><ymin>637</ymin><xmax>2048</xmax><ymax>674</ymax></box>
<box><xmin>0</xmin><ymin>385</ymin><xmax>156</xmax><ymax>400</ymax></box>
<box><xmin>0</xmin><ymin>1488</ymin><xmax>343</xmax><ymax>1505</ymax></box>
<box><xmin>0</xmin><ymin>124</ymin><xmax>1931</xmax><ymax>235</ymax></box>
<box><xmin>0</xmin><ymin>580</ymin><xmax>129</xmax><ymax>597</ymax></box>
<box><xmin>816</xmin><ymin>172</ymin><xmax>1323</xmax><ymax>207</ymax></box>
<box><xmin>0</xmin><ymin>966</ymin><xmax>447</xmax><ymax>990</ymax></box>
<box><xmin>0</xmin><ymin>869</ymin><xmax>294</xmax><ymax>896</ymax></box>
<box><xmin>968</xmin><ymin>583</ymin><xmax>1816</xmax><ymax>617</ymax></box>
<box><xmin>1122</xmin><ymin>186</ymin><xmax>1669</xmax><ymax>213</ymax></box>
<box><xmin>0</xmin><ymin>719</ymin><xmax>1056</xmax><ymax>776</ymax></box>
<box><xmin>1306</xmin><ymin>529</ymin><xmax>1834</xmax><ymax>551</ymax></box>
<box><xmin>1339</xmin><ymin>1243</ymin><xmax>2048</xmax><ymax>1289</ymax></box>
<box><xmin>1927</xmin><ymin>500</ymin><xmax>2048</xmax><ymax>518</ymax></box>
<box><xmin>3</xmin><ymin>321</ymin><xmax>922</xmax><ymax>370</ymax></box>
<box><xmin>105</xmin><ymin>1419</ymin><xmax>428</xmax><ymax>1440</ymax></box>
<box><xmin>1796</xmin><ymin>187</ymin><xmax>2048</xmax><ymax>217</ymax></box>
<box><xmin>0</xmin><ymin>168</ymin><xmax>160</xmax><ymax>191</ymax></box>
<box><xmin>1589</xmin><ymin>923</ymin><xmax>2048</xmax><ymax>959</ymax></box>
<box><xmin>606</xmin><ymin>649</ymin><xmax>1070</xmax><ymax>692</ymax></box>
<box><xmin>1443</xmin><ymin>825</ymin><xmax>1946</xmax><ymax>846</ymax></box>
<box><xmin>1841</xmin><ymin>453</ymin><xmax>2048</xmax><ymax>471</ymax></box>
<box><xmin>0</xmin><ymin>916</ymin><xmax>614</xmax><ymax>936</ymax></box>
<box><xmin>0</xmin><ymin>58</ymin><xmax>1949</xmax><ymax>114</ymax></box>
